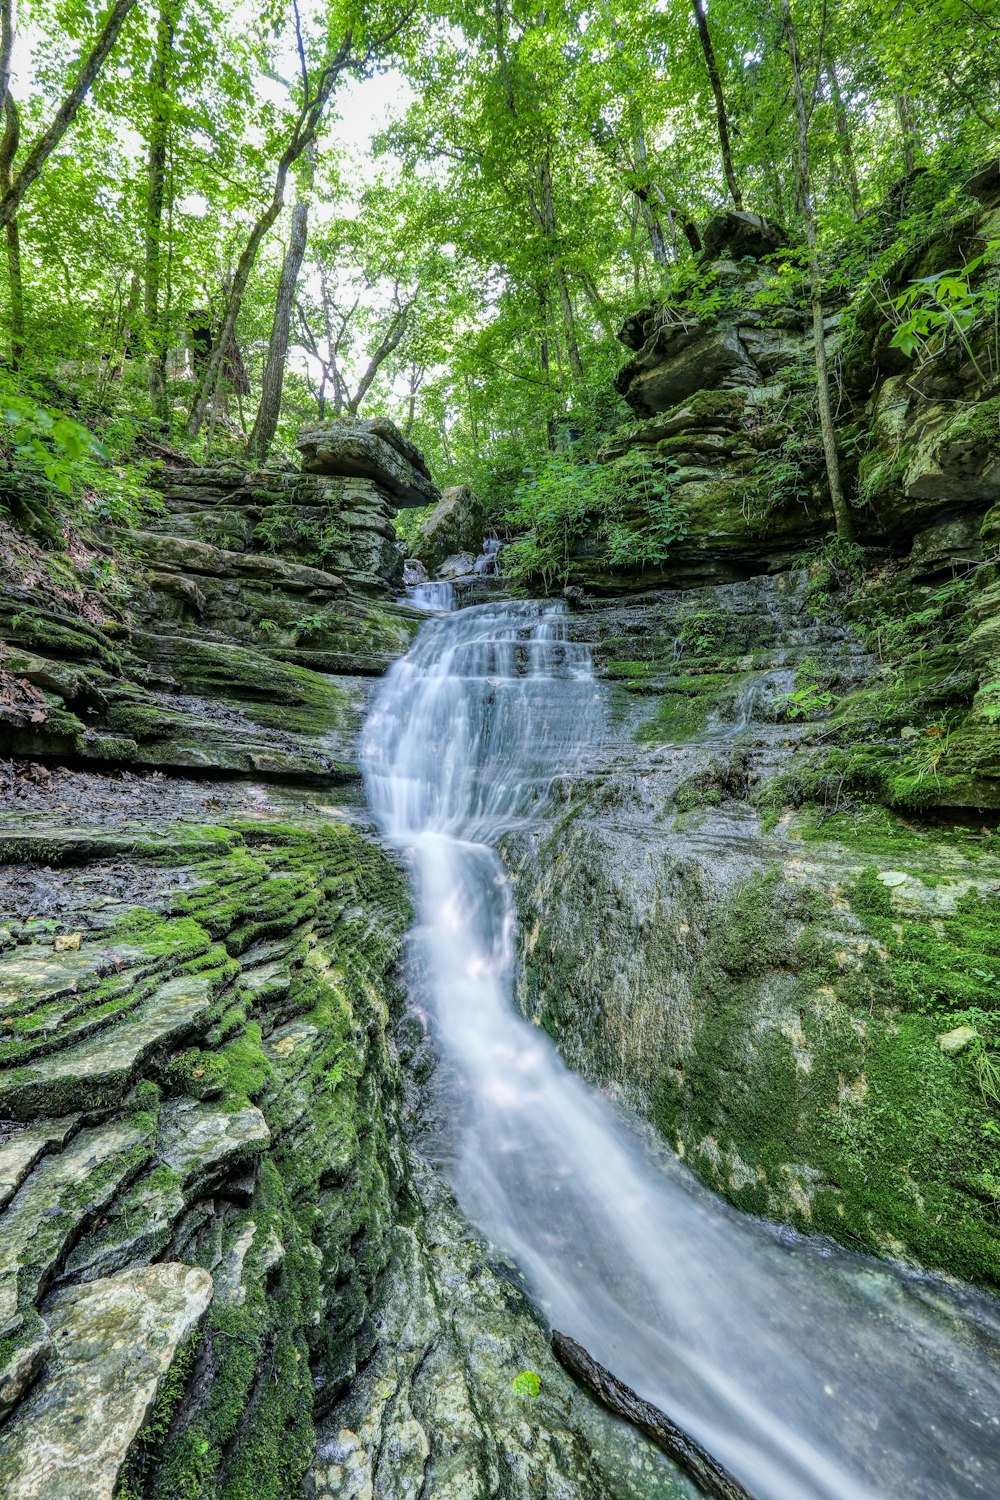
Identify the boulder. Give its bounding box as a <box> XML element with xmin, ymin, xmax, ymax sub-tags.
<box><xmin>615</xmin><ymin>318</ymin><xmax>755</xmax><ymax>417</ymax></box>
<box><xmin>435</xmin><ymin>552</ymin><xmax>479</xmax><ymax>580</ymax></box>
<box><xmin>409</xmin><ymin>485</ymin><xmax>485</xmax><ymax>567</ymax></box>
<box><xmin>700</xmin><ymin>210</ymin><xmax>789</xmax><ymax>264</ymax></box>
<box><xmin>296</xmin><ymin>418</ymin><xmax>440</xmax><ymax>509</ymax></box>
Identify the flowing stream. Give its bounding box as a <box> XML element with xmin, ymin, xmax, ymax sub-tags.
<box><xmin>361</xmin><ymin>598</ymin><xmax>1000</xmax><ymax>1500</ymax></box>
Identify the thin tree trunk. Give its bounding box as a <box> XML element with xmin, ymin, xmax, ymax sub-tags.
<box><xmin>248</xmin><ymin>196</ymin><xmax>309</xmax><ymax>463</ymax></box>
<box><xmin>345</xmin><ymin>302</ymin><xmax>411</xmax><ymax>415</ymax></box>
<box><xmin>825</xmin><ymin>57</ymin><xmax>861</xmax><ymax>218</ymax></box>
<box><xmin>631</xmin><ymin>112</ymin><xmax>670</xmax><ymax>266</ymax></box>
<box><xmin>780</xmin><ymin>0</ymin><xmax>854</xmax><ymax>541</ymax></box>
<box><xmin>1</xmin><ymin>96</ymin><xmax>23</xmax><ymax>365</ymax></box>
<box><xmin>691</xmin><ymin>0</ymin><xmax>743</xmax><ymax>209</ymax></box>
<box><xmin>187</xmin><ymin>33</ymin><xmax>354</xmax><ymax>440</ymax></box>
<box><xmin>0</xmin><ymin>0</ymin><xmax>14</xmax><ymax>120</ymax></box>
<box><xmin>895</xmin><ymin>91</ymin><xmax>919</xmax><ymax>175</ymax></box>
<box><xmin>144</xmin><ymin>0</ymin><xmax>176</xmax><ymax>426</ymax></box>
<box><xmin>533</xmin><ymin>155</ymin><xmax>583</xmax><ymax>379</ymax></box>
<box><xmin>0</xmin><ymin>0</ymin><xmax>138</xmax><ymax>230</ymax></box>
<box><xmin>539</xmin><ymin>284</ymin><xmax>556</xmax><ymax>451</ymax></box>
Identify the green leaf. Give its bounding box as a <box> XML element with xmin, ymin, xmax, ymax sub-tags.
<box><xmin>512</xmin><ymin>1370</ymin><xmax>541</xmax><ymax>1399</ymax></box>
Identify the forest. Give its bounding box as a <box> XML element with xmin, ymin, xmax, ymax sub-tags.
<box><xmin>1</xmin><ymin>2</ymin><xmax>1000</xmax><ymax>1500</ymax></box>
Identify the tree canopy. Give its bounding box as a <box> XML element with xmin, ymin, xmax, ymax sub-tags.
<box><xmin>1</xmin><ymin>0</ymin><xmax>997</xmax><ymax>527</ymax></box>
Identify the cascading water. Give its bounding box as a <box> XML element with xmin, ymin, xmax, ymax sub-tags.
<box><xmin>361</xmin><ymin>599</ymin><xmax>1000</xmax><ymax>1500</ymax></box>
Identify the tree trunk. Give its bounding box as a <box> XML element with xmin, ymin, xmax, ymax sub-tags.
<box><xmin>144</xmin><ymin>0</ymin><xmax>176</xmax><ymax>426</ymax></box>
<box><xmin>0</xmin><ymin>0</ymin><xmax>14</xmax><ymax>121</ymax></box>
<box><xmin>825</xmin><ymin>57</ymin><xmax>861</xmax><ymax>218</ymax></box>
<box><xmin>1</xmin><ymin>96</ymin><xmax>23</xmax><ymax>365</ymax></box>
<box><xmin>533</xmin><ymin>155</ymin><xmax>583</xmax><ymax>379</ymax></box>
<box><xmin>345</xmin><ymin>303</ymin><xmax>411</xmax><ymax>416</ymax></box>
<box><xmin>780</xmin><ymin>0</ymin><xmax>854</xmax><ymax>541</ymax></box>
<box><xmin>247</xmin><ymin>196</ymin><xmax>309</xmax><ymax>464</ymax></box>
<box><xmin>895</xmin><ymin>91</ymin><xmax>919</xmax><ymax>176</ymax></box>
<box><xmin>552</xmin><ymin>1332</ymin><xmax>757</xmax><ymax>1500</ymax></box>
<box><xmin>0</xmin><ymin>0</ymin><xmax>138</xmax><ymax>231</ymax></box>
<box><xmin>186</xmin><ymin>30</ymin><xmax>355</xmax><ymax>439</ymax></box>
<box><xmin>691</xmin><ymin>0</ymin><xmax>743</xmax><ymax>210</ymax></box>
<box><xmin>631</xmin><ymin>112</ymin><xmax>671</xmax><ymax>266</ymax></box>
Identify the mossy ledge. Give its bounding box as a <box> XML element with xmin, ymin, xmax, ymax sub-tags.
<box><xmin>0</xmin><ymin>817</ymin><xmax>412</xmax><ymax>1499</ymax></box>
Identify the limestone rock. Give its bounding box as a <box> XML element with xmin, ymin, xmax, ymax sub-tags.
<box><xmin>700</xmin><ymin>210</ymin><xmax>789</xmax><ymax>264</ymax></box>
<box><xmin>615</xmin><ymin>313</ymin><xmax>754</xmax><ymax>418</ymax></box>
<box><xmin>434</xmin><ymin>551</ymin><xmax>479</xmax><ymax>580</ymax></box>
<box><xmin>158</xmin><ymin>1100</ymin><xmax>270</xmax><ymax>1189</ymax></box>
<box><xmin>937</xmin><ymin>1025</ymin><xmax>978</xmax><ymax>1055</ymax></box>
<box><xmin>0</xmin><ymin>1263</ymin><xmax>212</xmax><ymax>1500</ymax></box>
<box><xmin>296</xmin><ymin>418</ymin><xmax>440</xmax><ymax>509</ymax></box>
<box><xmin>409</xmin><ymin>484</ymin><xmax>485</xmax><ymax>567</ymax></box>
<box><xmin>0</xmin><ymin>974</ymin><xmax>215</xmax><ymax>1119</ymax></box>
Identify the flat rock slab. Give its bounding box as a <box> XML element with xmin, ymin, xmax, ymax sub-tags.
<box><xmin>0</xmin><ymin>974</ymin><xmax>214</xmax><ymax>1119</ymax></box>
<box><xmin>0</xmin><ymin>944</ymin><xmax>145</xmax><ymax>1012</ymax></box>
<box><xmin>0</xmin><ymin>1117</ymin><xmax>146</xmax><ymax>1336</ymax></box>
<box><xmin>296</xmin><ymin>418</ymin><xmax>440</xmax><ymax>509</ymax></box>
<box><xmin>0</xmin><ymin>1263</ymin><xmax>213</xmax><ymax>1500</ymax></box>
<box><xmin>0</xmin><ymin>1116</ymin><xmax>80</xmax><ymax>1211</ymax></box>
<box><xmin>159</xmin><ymin>1100</ymin><xmax>270</xmax><ymax>1187</ymax></box>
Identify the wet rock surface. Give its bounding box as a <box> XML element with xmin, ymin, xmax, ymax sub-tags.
<box><xmin>503</xmin><ymin>573</ymin><xmax>1000</xmax><ymax>1287</ymax></box>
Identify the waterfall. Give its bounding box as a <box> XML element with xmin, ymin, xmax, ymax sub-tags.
<box><xmin>361</xmin><ymin>600</ymin><xmax>1000</xmax><ymax>1500</ymax></box>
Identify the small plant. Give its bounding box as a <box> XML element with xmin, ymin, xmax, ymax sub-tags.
<box><xmin>889</xmin><ymin>239</ymin><xmax>1000</xmax><ymax>377</ymax></box>
<box><xmin>291</xmin><ymin>611</ymin><xmax>328</xmax><ymax>639</ymax></box>
<box><xmin>512</xmin><ymin>1370</ymin><xmax>541</xmax><ymax>1399</ymax></box>
<box><xmin>776</xmin><ymin>683</ymin><xmax>834</xmax><ymax>720</ymax></box>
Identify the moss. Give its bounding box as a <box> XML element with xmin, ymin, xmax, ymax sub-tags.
<box><xmin>169</xmin><ymin>1023</ymin><xmax>271</xmax><ymax>1105</ymax></box>
<box><xmin>652</xmin><ymin>859</ymin><xmax>1000</xmax><ymax>1285</ymax></box>
<box><xmin>635</xmin><ymin>672</ymin><xmax>750</xmax><ymax>744</ymax></box>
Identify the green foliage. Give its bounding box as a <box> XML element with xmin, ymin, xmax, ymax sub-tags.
<box><xmin>502</xmin><ymin>447</ymin><xmax>689</xmax><ymax>588</ymax></box>
<box><xmin>890</xmin><ymin>240</ymin><xmax>1000</xmax><ymax>375</ymax></box>
<box><xmin>776</xmin><ymin>683</ymin><xmax>834</xmax><ymax>720</ymax></box>
<box><xmin>502</xmin><ymin>452</ymin><xmax>607</xmax><ymax>589</ymax></box>
<box><xmin>512</xmin><ymin>1369</ymin><xmax>541</xmax><ymax>1399</ymax></box>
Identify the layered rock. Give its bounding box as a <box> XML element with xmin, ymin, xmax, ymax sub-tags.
<box><xmin>296</xmin><ymin>416</ymin><xmax>440</xmax><ymax>510</ymax></box>
<box><xmin>503</xmin><ymin>574</ymin><xmax>1000</xmax><ymax>1287</ymax></box>
<box><xmin>407</xmin><ymin>483</ymin><xmax>485</xmax><ymax>568</ymax></box>
<box><xmin>592</xmin><ymin>163</ymin><xmax>1000</xmax><ymax>594</ymax></box>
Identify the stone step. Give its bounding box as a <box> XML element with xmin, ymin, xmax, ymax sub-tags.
<box><xmin>0</xmin><ymin>1263</ymin><xmax>212</xmax><ymax>1500</ymax></box>
<box><xmin>0</xmin><ymin>944</ymin><xmax>147</xmax><ymax>1019</ymax></box>
<box><xmin>57</xmin><ymin>1102</ymin><xmax>270</xmax><ymax>1286</ymax></box>
<box><xmin>158</xmin><ymin>1100</ymin><xmax>270</xmax><ymax>1190</ymax></box>
<box><xmin>0</xmin><ymin>974</ymin><xmax>216</xmax><ymax>1120</ymax></box>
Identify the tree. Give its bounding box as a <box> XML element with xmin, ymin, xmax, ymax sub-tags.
<box><xmin>0</xmin><ymin>0</ymin><xmax>139</xmax><ymax>231</ymax></box>
<box><xmin>0</xmin><ymin>96</ymin><xmax>23</xmax><ymax>364</ymax></box>
<box><xmin>248</xmin><ymin>195</ymin><xmax>309</xmax><ymax>462</ymax></box>
<box><xmin>143</xmin><ymin>0</ymin><xmax>180</xmax><ymax>426</ymax></box>
<box><xmin>691</xmin><ymin>0</ymin><xmax>743</xmax><ymax>209</ymax></box>
<box><xmin>779</xmin><ymin>0</ymin><xmax>854</xmax><ymax>541</ymax></box>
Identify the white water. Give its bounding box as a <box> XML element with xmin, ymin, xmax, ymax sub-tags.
<box><xmin>361</xmin><ymin>599</ymin><xmax>1000</xmax><ymax>1500</ymax></box>
<box><xmin>407</xmin><ymin>579</ymin><xmax>455</xmax><ymax>612</ymax></box>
